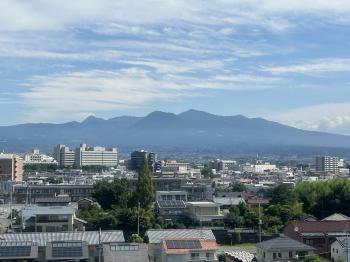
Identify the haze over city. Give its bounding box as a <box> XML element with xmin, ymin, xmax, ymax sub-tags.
<box><xmin>1</xmin><ymin>1</ymin><xmax>350</xmax><ymax>135</ymax></box>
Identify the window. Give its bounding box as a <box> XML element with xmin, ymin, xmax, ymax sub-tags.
<box><xmin>273</xmin><ymin>253</ymin><xmax>276</xmax><ymax>259</ymax></box>
<box><xmin>289</xmin><ymin>251</ymin><xmax>293</xmax><ymax>258</ymax></box>
<box><xmin>191</xmin><ymin>253</ymin><xmax>200</xmax><ymax>259</ymax></box>
<box><xmin>263</xmin><ymin>252</ymin><xmax>266</xmax><ymax>258</ymax></box>
<box><xmin>206</xmin><ymin>253</ymin><xmax>212</xmax><ymax>259</ymax></box>
<box><xmin>278</xmin><ymin>253</ymin><xmax>282</xmax><ymax>258</ymax></box>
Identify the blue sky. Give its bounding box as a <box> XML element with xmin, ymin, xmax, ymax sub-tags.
<box><xmin>1</xmin><ymin>1</ymin><xmax>350</xmax><ymax>134</ymax></box>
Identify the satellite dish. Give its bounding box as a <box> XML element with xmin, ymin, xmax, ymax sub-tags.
<box><xmin>294</xmin><ymin>226</ymin><xmax>299</xmax><ymax>232</ymax></box>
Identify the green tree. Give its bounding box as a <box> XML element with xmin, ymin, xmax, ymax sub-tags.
<box><xmin>130</xmin><ymin>234</ymin><xmax>144</xmax><ymax>243</ymax></box>
<box><xmin>133</xmin><ymin>159</ymin><xmax>154</xmax><ymax>208</ymax></box>
<box><xmin>201</xmin><ymin>167</ymin><xmax>213</xmax><ymax>178</ymax></box>
<box><xmin>266</xmin><ymin>184</ymin><xmax>296</xmax><ymax>205</ymax></box>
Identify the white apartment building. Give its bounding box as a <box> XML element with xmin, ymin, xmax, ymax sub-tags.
<box><xmin>24</xmin><ymin>149</ymin><xmax>57</xmax><ymax>164</ymax></box>
<box><xmin>315</xmin><ymin>155</ymin><xmax>339</xmax><ymax>173</ymax></box>
<box><xmin>53</xmin><ymin>145</ymin><xmax>75</xmax><ymax>167</ymax></box>
<box><xmin>75</xmin><ymin>144</ymin><xmax>118</xmax><ymax>167</ymax></box>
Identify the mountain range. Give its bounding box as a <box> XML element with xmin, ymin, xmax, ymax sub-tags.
<box><xmin>1</xmin><ymin>109</ymin><xmax>350</xmax><ymax>155</ymax></box>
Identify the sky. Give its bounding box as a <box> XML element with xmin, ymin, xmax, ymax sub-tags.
<box><xmin>1</xmin><ymin>1</ymin><xmax>350</xmax><ymax>134</ymax></box>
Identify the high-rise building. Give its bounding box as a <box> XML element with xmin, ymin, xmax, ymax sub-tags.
<box><xmin>315</xmin><ymin>156</ymin><xmax>339</xmax><ymax>173</ymax></box>
<box><xmin>75</xmin><ymin>144</ymin><xmax>118</xmax><ymax>168</ymax></box>
<box><xmin>53</xmin><ymin>145</ymin><xmax>75</xmax><ymax>167</ymax></box>
<box><xmin>0</xmin><ymin>154</ymin><xmax>23</xmax><ymax>182</ymax></box>
<box><xmin>148</xmin><ymin>152</ymin><xmax>158</xmax><ymax>172</ymax></box>
<box><xmin>130</xmin><ymin>150</ymin><xmax>148</xmax><ymax>171</ymax></box>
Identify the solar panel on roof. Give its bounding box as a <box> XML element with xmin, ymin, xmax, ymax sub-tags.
<box><xmin>165</xmin><ymin>240</ymin><xmax>201</xmax><ymax>249</ymax></box>
<box><xmin>51</xmin><ymin>241</ymin><xmax>83</xmax><ymax>258</ymax></box>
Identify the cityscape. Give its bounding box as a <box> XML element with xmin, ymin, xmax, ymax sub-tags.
<box><xmin>1</xmin><ymin>1</ymin><xmax>350</xmax><ymax>262</ymax></box>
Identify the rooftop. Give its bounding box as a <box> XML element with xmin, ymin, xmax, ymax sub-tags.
<box><xmin>146</xmin><ymin>229</ymin><xmax>216</xmax><ymax>244</ymax></box>
<box><xmin>257</xmin><ymin>236</ymin><xmax>315</xmax><ymax>252</ymax></box>
<box><xmin>0</xmin><ymin>231</ymin><xmax>124</xmax><ymax>246</ymax></box>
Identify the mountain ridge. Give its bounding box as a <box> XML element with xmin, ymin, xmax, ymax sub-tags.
<box><xmin>0</xmin><ymin>109</ymin><xmax>349</xmax><ymax>153</ymax></box>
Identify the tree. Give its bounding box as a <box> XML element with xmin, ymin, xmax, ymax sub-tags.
<box><xmin>201</xmin><ymin>167</ymin><xmax>213</xmax><ymax>178</ymax></box>
<box><xmin>93</xmin><ymin>179</ymin><xmax>134</xmax><ymax>209</ymax></box>
<box><xmin>133</xmin><ymin>159</ymin><xmax>154</xmax><ymax>208</ymax></box>
<box><xmin>130</xmin><ymin>234</ymin><xmax>144</xmax><ymax>243</ymax></box>
<box><xmin>266</xmin><ymin>184</ymin><xmax>296</xmax><ymax>205</ymax></box>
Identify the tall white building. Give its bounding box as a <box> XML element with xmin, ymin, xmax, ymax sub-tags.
<box><xmin>315</xmin><ymin>156</ymin><xmax>339</xmax><ymax>173</ymax></box>
<box><xmin>53</xmin><ymin>145</ymin><xmax>75</xmax><ymax>167</ymax></box>
<box><xmin>75</xmin><ymin>144</ymin><xmax>118</xmax><ymax>167</ymax></box>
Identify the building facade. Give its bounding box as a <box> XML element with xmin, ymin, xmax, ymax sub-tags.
<box><xmin>0</xmin><ymin>154</ymin><xmax>23</xmax><ymax>182</ymax></box>
<box><xmin>75</xmin><ymin>144</ymin><xmax>118</xmax><ymax>167</ymax></box>
<box><xmin>315</xmin><ymin>156</ymin><xmax>339</xmax><ymax>173</ymax></box>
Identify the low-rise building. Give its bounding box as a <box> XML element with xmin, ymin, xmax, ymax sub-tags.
<box><xmin>331</xmin><ymin>237</ymin><xmax>350</xmax><ymax>262</ymax></box>
<box><xmin>103</xmin><ymin>242</ymin><xmax>149</xmax><ymax>262</ymax></box>
<box><xmin>256</xmin><ymin>236</ymin><xmax>315</xmax><ymax>262</ymax></box>
<box><xmin>160</xmin><ymin>238</ymin><xmax>218</xmax><ymax>262</ymax></box>
<box><xmin>284</xmin><ymin>218</ymin><xmax>350</xmax><ymax>258</ymax></box>
<box><xmin>146</xmin><ymin>229</ymin><xmax>216</xmax><ymax>262</ymax></box>
<box><xmin>156</xmin><ymin>191</ymin><xmax>188</xmax><ymax>201</ymax></box>
<box><xmin>0</xmin><ymin>230</ymin><xmax>124</xmax><ymax>262</ymax></box>
<box><xmin>186</xmin><ymin>202</ymin><xmax>224</xmax><ymax>223</ymax></box>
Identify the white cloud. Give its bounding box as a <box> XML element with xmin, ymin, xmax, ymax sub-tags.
<box><xmin>271</xmin><ymin>102</ymin><xmax>350</xmax><ymax>134</ymax></box>
<box><xmin>262</xmin><ymin>58</ymin><xmax>350</xmax><ymax>75</ymax></box>
<box><xmin>20</xmin><ymin>64</ymin><xmax>283</xmax><ymax>122</ymax></box>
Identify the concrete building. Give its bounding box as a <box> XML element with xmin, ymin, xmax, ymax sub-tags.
<box><xmin>130</xmin><ymin>150</ymin><xmax>148</xmax><ymax>171</ymax></box>
<box><xmin>24</xmin><ymin>149</ymin><xmax>57</xmax><ymax>164</ymax></box>
<box><xmin>256</xmin><ymin>236</ymin><xmax>315</xmax><ymax>262</ymax></box>
<box><xmin>13</xmin><ymin>184</ymin><xmax>95</xmax><ymax>203</ymax></box>
<box><xmin>53</xmin><ymin>144</ymin><xmax>75</xmax><ymax>167</ymax></box>
<box><xmin>0</xmin><ymin>153</ymin><xmax>23</xmax><ymax>182</ymax></box>
<box><xmin>146</xmin><ymin>229</ymin><xmax>216</xmax><ymax>262</ymax></box>
<box><xmin>186</xmin><ymin>202</ymin><xmax>224</xmax><ymax>223</ymax></box>
<box><xmin>209</xmin><ymin>159</ymin><xmax>237</xmax><ymax>171</ymax></box>
<box><xmin>103</xmin><ymin>243</ymin><xmax>149</xmax><ymax>262</ymax></box>
<box><xmin>315</xmin><ymin>156</ymin><xmax>340</xmax><ymax>173</ymax></box>
<box><xmin>21</xmin><ymin>196</ymin><xmax>86</xmax><ymax>232</ymax></box>
<box><xmin>156</xmin><ymin>191</ymin><xmax>188</xmax><ymax>202</ymax></box>
<box><xmin>75</xmin><ymin>144</ymin><xmax>118</xmax><ymax>167</ymax></box>
<box><xmin>0</xmin><ymin>230</ymin><xmax>124</xmax><ymax>262</ymax></box>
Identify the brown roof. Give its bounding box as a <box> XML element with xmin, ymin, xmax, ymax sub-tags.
<box><xmin>161</xmin><ymin>238</ymin><xmax>217</xmax><ymax>254</ymax></box>
<box><xmin>287</xmin><ymin>220</ymin><xmax>350</xmax><ymax>233</ymax></box>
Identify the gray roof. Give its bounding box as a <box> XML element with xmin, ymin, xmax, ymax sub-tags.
<box><xmin>335</xmin><ymin>237</ymin><xmax>350</xmax><ymax>248</ymax></box>
<box><xmin>322</xmin><ymin>213</ymin><xmax>350</xmax><ymax>221</ymax></box>
<box><xmin>103</xmin><ymin>243</ymin><xmax>148</xmax><ymax>262</ymax></box>
<box><xmin>0</xmin><ymin>231</ymin><xmax>124</xmax><ymax>246</ymax></box>
<box><xmin>146</xmin><ymin>229</ymin><xmax>216</xmax><ymax>244</ymax></box>
<box><xmin>257</xmin><ymin>236</ymin><xmax>315</xmax><ymax>252</ymax></box>
<box><xmin>213</xmin><ymin>197</ymin><xmax>245</xmax><ymax>206</ymax></box>
<box><xmin>36</xmin><ymin>197</ymin><xmax>71</xmax><ymax>203</ymax></box>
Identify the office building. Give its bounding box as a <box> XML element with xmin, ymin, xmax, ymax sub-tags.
<box><xmin>0</xmin><ymin>153</ymin><xmax>23</xmax><ymax>182</ymax></box>
<box><xmin>75</xmin><ymin>144</ymin><xmax>118</xmax><ymax>167</ymax></box>
<box><xmin>53</xmin><ymin>145</ymin><xmax>75</xmax><ymax>167</ymax></box>
<box><xmin>24</xmin><ymin>149</ymin><xmax>57</xmax><ymax>164</ymax></box>
<box><xmin>315</xmin><ymin>156</ymin><xmax>339</xmax><ymax>173</ymax></box>
<box><xmin>130</xmin><ymin>150</ymin><xmax>148</xmax><ymax>171</ymax></box>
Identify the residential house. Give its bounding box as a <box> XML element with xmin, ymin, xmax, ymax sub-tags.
<box><xmin>146</xmin><ymin>229</ymin><xmax>216</xmax><ymax>262</ymax></box>
<box><xmin>160</xmin><ymin>238</ymin><xmax>218</xmax><ymax>262</ymax></box>
<box><xmin>186</xmin><ymin>202</ymin><xmax>224</xmax><ymax>223</ymax></box>
<box><xmin>331</xmin><ymin>237</ymin><xmax>350</xmax><ymax>262</ymax></box>
<box><xmin>256</xmin><ymin>235</ymin><xmax>315</xmax><ymax>262</ymax></box>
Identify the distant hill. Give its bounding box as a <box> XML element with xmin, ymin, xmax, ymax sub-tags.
<box><xmin>1</xmin><ymin>109</ymin><xmax>350</xmax><ymax>154</ymax></box>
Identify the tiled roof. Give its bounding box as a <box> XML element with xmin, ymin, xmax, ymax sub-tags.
<box><xmin>287</xmin><ymin>220</ymin><xmax>350</xmax><ymax>233</ymax></box>
<box><xmin>257</xmin><ymin>236</ymin><xmax>315</xmax><ymax>252</ymax></box>
<box><xmin>161</xmin><ymin>238</ymin><xmax>217</xmax><ymax>254</ymax></box>
<box><xmin>146</xmin><ymin>229</ymin><xmax>216</xmax><ymax>244</ymax></box>
<box><xmin>0</xmin><ymin>231</ymin><xmax>124</xmax><ymax>246</ymax></box>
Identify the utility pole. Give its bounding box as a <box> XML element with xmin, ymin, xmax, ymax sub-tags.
<box><xmin>98</xmin><ymin>228</ymin><xmax>102</xmax><ymax>262</ymax></box>
<box><xmin>346</xmin><ymin>226</ymin><xmax>349</xmax><ymax>262</ymax></box>
<box><xmin>137</xmin><ymin>202</ymin><xmax>140</xmax><ymax>236</ymax></box>
<box><xmin>9</xmin><ymin>181</ymin><xmax>13</xmax><ymax>232</ymax></box>
<box><xmin>258</xmin><ymin>202</ymin><xmax>262</xmax><ymax>243</ymax></box>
